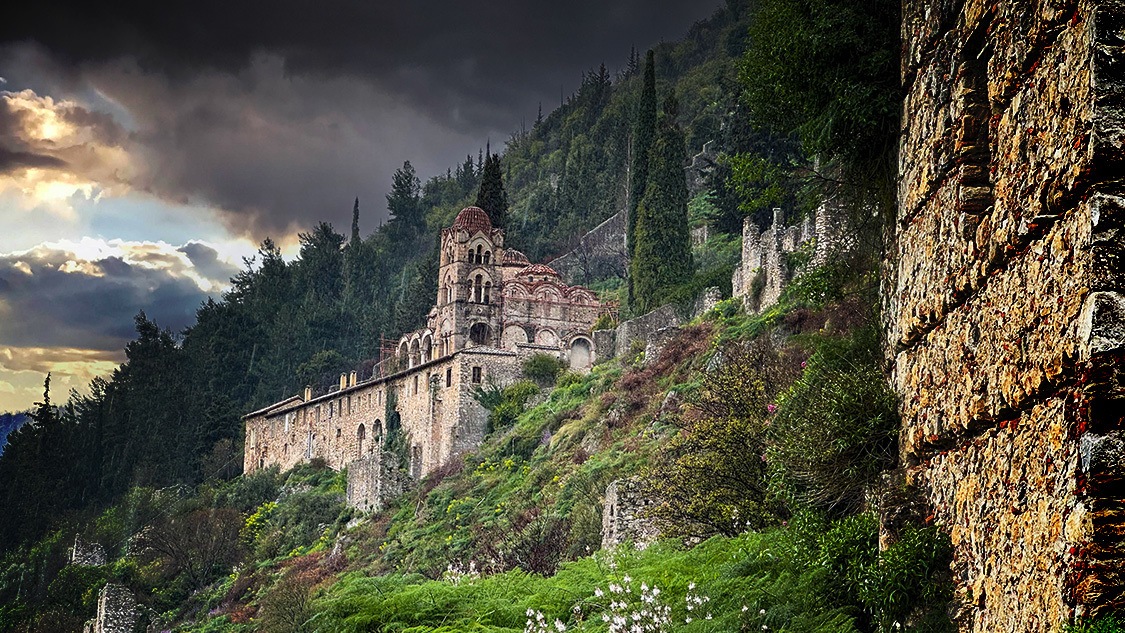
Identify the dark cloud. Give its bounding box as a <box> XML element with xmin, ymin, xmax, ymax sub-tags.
<box><xmin>0</xmin><ymin>147</ymin><xmax>65</xmax><ymax>171</ymax></box>
<box><xmin>0</xmin><ymin>1</ymin><xmax>717</xmax><ymax>129</ymax></box>
<box><xmin>0</xmin><ymin>242</ymin><xmax>224</xmax><ymax>351</ymax></box>
<box><xmin>0</xmin><ymin>1</ymin><xmax>721</xmax><ymax>239</ymax></box>
<box><xmin>179</xmin><ymin>242</ymin><xmax>242</xmax><ymax>284</ymax></box>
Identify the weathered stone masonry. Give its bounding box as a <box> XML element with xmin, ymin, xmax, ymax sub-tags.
<box><xmin>890</xmin><ymin>1</ymin><xmax>1125</xmax><ymax>629</ymax></box>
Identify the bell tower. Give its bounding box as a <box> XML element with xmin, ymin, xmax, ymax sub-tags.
<box><xmin>434</xmin><ymin>206</ymin><xmax>505</xmax><ymax>355</ymax></box>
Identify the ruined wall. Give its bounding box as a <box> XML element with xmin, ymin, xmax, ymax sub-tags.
<box><xmin>70</xmin><ymin>535</ymin><xmax>106</xmax><ymax>567</ymax></box>
<box><xmin>890</xmin><ymin>1</ymin><xmax>1125</xmax><ymax>629</ymax></box>
<box><xmin>85</xmin><ymin>583</ymin><xmax>138</xmax><ymax>633</ymax></box>
<box><xmin>548</xmin><ymin>210</ymin><xmax>628</xmax><ymax>286</ymax></box>
<box><xmin>601</xmin><ymin>478</ymin><xmax>658</xmax><ymax>549</ymax></box>
<box><xmin>346</xmin><ymin>450</ymin><xmax>412</xmax><ymax>513</ymax></box>
<box><xmin>732</xmin><ymin>208</ymin><xmax>815</xmax><ymax>313</ymax></box>
<box><xmin>593</xmin><ymin>304</ymin><xmax>683</xmax><ymax>363</ymax></box>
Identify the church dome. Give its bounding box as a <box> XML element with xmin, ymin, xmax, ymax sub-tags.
<box><xmin>516</xmin><ymin>263</ymin><xmax>561</xmax><ymax>279</ymax></box>
<box><xmin>451</xmin><ymin>206</ymin><xmax>492</xmax><ymax>234</ymax></box>
<box><xmin>502</xmin><ymin>249</ymin><xmax>531</xmax><ymax>266</ymax></box>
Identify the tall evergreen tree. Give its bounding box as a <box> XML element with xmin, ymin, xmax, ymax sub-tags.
<box><xmin>387</xmin><ymin>161</ymin><xmax>423</xmax><ymax>242</ymax></box>
<box><xmin>351</xmin><ymin>197</ymin><xmax>360</xmax><ymax>242</ymax></box>
<box><xmin>630</xmin><ymin>93</ymin><xmax>693</xmax><ymax>314</ymax></box>
<box><xmin>475</xmin><ymin>153</ymin><xmax>510</xmax><ymax>229</ymax></box>
<box><xmin>628</xmin><ymin>50</ymin><xmax>658</xmax><ymax>304</ymax></box>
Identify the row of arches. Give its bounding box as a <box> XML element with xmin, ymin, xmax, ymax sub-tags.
<box><xmin>469</xmin><ymin>244</ymin><xmax>492</xmax><ymax>264</ymax></box>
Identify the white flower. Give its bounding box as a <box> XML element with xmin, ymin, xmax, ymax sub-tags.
<box><xmin>554</xmin><ymin>619</ymin><xmax>566</xmax><ymax>631</ymax></box>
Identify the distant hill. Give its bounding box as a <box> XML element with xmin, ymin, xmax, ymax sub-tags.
<box><xmin>0</xmin><ymin>412</ymin><xmax>29</xmax><ymax>456</ymax></box>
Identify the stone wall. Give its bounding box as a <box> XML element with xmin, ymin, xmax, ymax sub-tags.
<box><xmin>601</xmin><ymin>478</ymin><xmax>658</xmax><ymax>549</ymax></box>
<box><xmin>593</xmin><ymin>304</ymin><xmax>683</xmax><ymax>363</ymax></box>
<box><xmin>346</xmin><ymin>450</ymin><xmax>412</xmax><ymax>513</ymax></box>
<box><xmin>889</xmin><ymin>1</ymin><xmax>1125</xmax><ymax>629</ymax></box>
<box><xmin>732</xmin><ymin>208</ymin><xmax>815</xmax><ymax>313</ymax></box>
<box><xmin>548</xmin><ymin>210</ymin><xmax>628</xmax><ymax>286</ymax></box>
<box><xmin>246</xmin><ymin>347</ymin><xmax>521</xmax><ymax>480</ymax></box>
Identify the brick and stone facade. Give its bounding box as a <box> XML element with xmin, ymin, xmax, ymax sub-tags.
<box><xmin>889</xmin><ymin>1</ymin><xmax>1125</xmax><ymax>629</ymax></box>
<box><xmin>244</xmin><ymin>207</ymin><xmax>602</xmax><ymax>504</ymax></box>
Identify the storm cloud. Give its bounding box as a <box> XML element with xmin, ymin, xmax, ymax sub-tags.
<box><xmin>0</xmin><ymin>239</ymin><xmax>236</xmax><ymax>351</ymax></box>
<box><xmin>0</xmin><ymin>1</ymin><xmax>720</xmax><ymax>238</ymax></box>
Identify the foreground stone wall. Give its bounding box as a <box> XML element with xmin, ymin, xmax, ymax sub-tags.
<box><xmin>890</xmin><ymin>1</ymin><xmax>1125</xmax><ymax>629</ymax></box>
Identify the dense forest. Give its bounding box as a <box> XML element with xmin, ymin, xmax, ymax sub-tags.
<box><xmin>0</xmin><ymin>1</ymin><xmax>778</xmax><ymax>549</ymax></box>
<box><xmin>0</xmin><ymin>0</ymin><xmax>940</xmax><ymax>630</ymax></box>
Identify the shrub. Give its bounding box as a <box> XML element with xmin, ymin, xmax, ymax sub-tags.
<box><xmin>1068</xmin><ymin>616</ymin><xmax>1125</xmax><ymax>633</ymax></box>
<box><xmin>769</xmin><ymin>323</ymin><xmax>898</xmax><ymax>516</ymax></box>
<box><xmin>523</xmin><ymin>354</ymin><xmax>567</xmax><ymax>385</ymax></box>
<box><xmin>646</xmin><ymin>338</ymin><xmax>798</xmax><ymax>538</ymax></box>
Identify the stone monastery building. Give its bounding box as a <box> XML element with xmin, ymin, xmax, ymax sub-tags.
<box><xmin>243</xmin><ymin>206</ymin><xmax>603</xmax><ymax>490</ymax></box>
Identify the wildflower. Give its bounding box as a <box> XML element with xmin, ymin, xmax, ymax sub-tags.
<box><xmin>767</xmin><ymin>403</ymin><xmax>777</xmax><ymax>413</ymax></box>
<box><xmin>742</xmin><ymin>606</ymin><xmax>749</xmax><ymax>613</ymax></box>
<box><xmin>759</xmin><ymin>609</ymin><xmax>766</xmax><ymax>615</ymax></box>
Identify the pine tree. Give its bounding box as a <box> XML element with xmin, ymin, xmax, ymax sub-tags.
<box><xmin>387</xmin><ymin>161</ymin><xmax>423</xmax><ymax>242</ymax></box>
<box><xmin>628</xmin><ymin>50</ymin><xmax>658</xmax><ymax>304</ymax></box>
<box><xmin>627</xmin><ymin>45</ymin><xmax>639</xmax><ymax>76</ymax></box>
<box><xmin>475</xmin><ymin>153</ymin><xmax>510</xmax><ymax>229</ymax></box>
<box><xmin>630</xmin><ymin>93</ymin><xmax>693</xmax><ymax>314</ymax></box>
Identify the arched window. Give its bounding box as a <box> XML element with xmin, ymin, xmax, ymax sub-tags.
<box><xmin>357</xmin><ymin>424</ymin><xmax>366</xmax><ymax>457</ymax></box>
<box><xmin>483</xmin><ymin>250</ymin><xmax>491</xmax><ymax>264</ymax></box>
<box><xmin>469</xmin><ymin>323</ymin><xmax>490</xmax><ymax>345</ymax></box>
<box><xmin>475</xmin><ymin>245</ymin><xmax>483</xmax><ymax>264</ymax></box>
<box><xmin>483</xmin><ymin>281</ymin><xmax>492</xmax><ymax>304</ymax></box>
<box><xmin>473</xmin><ymin>274</ymin><xmax>483</xmax><ymax>302</ymax></box>
<box><xmin>374</xmin><ymin>419</ymin><xmax>384</xmax><ymax>443</ymax></box>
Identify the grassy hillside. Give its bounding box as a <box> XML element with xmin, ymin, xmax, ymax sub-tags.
<box><xmin>0</xmin><ymin>260</ymin><xmax>958</xmax><ymax>633</ymax></box>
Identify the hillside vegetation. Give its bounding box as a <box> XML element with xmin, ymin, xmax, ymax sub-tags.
<box><xmin>0</xmin><ymin>0</ymin><xmax>974</xmax><ymax>631</ymax></box>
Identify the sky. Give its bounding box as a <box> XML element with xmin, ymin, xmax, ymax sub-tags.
<box><xmin>0</xmin><ymin>1</ymin><xmax>721</xmax><ymax>411</ymax></box>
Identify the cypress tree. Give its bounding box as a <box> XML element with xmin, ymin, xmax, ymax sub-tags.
<box><xmin>630</xmin><ymin>93</ymin><xmax>693</xmax><ymax>315</ymax></box>
<box><xmin>475</xmin><ymin>153</ymin><xmax>510</xmax><ymax>229</ymax></box>
<box><xmin>628</xmin><ymin>50</ymin><xmax>658</xmax><ymax>306</ymax></box>
<box><xmin>350</xmin><ymin>197</ymin><xmax>360</xmax><ymax>243</ymax></box>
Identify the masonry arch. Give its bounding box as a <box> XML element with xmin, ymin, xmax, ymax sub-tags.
<box><xmin>501</xmin><ymin>325</ymin><xmax>530</xmax><ymax>349</ymax></box>
<box><xmin>421</xmin><ymin>333</ymin><xmax>434</xmax><ymax>362</ymax></box>
<box><xmin>568</xmin><ymin>336</ymin><xmax>593</xmax><ymax>369</ymax></box>
<box><xmin>408</xmin><ymin>339</ymin><xmax>421</xmax><ymax>368</ymax></box>
<box><xmin>536</xmin><ymin>328</ymin><xmax>559</xmax><ymax>347</ymax></box>
<box><xmin>357</xmin><ymin>423</ymin><xmax>366</xmax><ymax>458</ymax></box>
<box><xmin>469</xmin><ymin>322</ymin><xmax>491</xmax><ymax>346</ymax></box>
